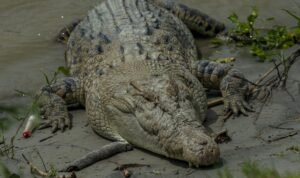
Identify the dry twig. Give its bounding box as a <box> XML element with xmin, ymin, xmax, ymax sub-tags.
<box><xmin>111</xmin><ymin>161</ymin><xmax>150</xmax><ymax>178</ymax></box>
<box><xmin>208</xmin><ymin>48</ymin><xmax>300</xmax><ymax>108</ymax></box>
<box><xmin>22</xmin><ymin>154</ymin><xmax>76</xmax><ymax>178</ymax></box>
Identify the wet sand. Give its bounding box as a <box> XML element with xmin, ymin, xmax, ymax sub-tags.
<box><xmin>1</xmin><ymin>0</ymin><xmax>300</xmax><ymax>177</ymax></box>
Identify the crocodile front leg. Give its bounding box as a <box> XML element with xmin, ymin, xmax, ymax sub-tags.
<box><xmin>192</xmin><ymin>60</ymin><xmax>253</xmax><ymax>116</ymax></box>
<box><xmin>37</xmin><ymin>77</ymin><xmax>84</xmax><ymax>132</ymax></box>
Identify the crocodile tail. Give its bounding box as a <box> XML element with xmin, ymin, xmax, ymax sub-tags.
<box><xmin>152</xmin><ymin>0</ymin><xmax>225</xmax><ymax>37</ymax></box>
<box><xmin>174</xmin><ymin>4</ymin><xmax>225</xmax><ymax>36</ymax></box>
<box><xmin>56</xmin><ymin>19</ymin><xmax>81</xmax><ymax>44</ymax></box>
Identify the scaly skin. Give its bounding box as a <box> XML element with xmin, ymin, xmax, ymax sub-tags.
<box><xmin>37</xmin><ymin>0</ymin><xmax>251</xmax><ymax>167</ymax></box>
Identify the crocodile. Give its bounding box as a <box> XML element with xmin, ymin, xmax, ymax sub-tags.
<box><xmin>36</xmin><ymin>0</ymin><xmax>252</xmax><ymax>169</ymax></box>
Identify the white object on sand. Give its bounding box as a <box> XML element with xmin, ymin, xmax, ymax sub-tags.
<box><xmin>22</xmin><ymin>115</ymin><xmax>39</xmax><ymax>138</ymax></box>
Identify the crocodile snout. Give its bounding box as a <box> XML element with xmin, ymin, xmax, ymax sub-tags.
<box><xmin>181</xmin><ymin>129</ymin><xmax>220</xmax><ymax>167</ymax></box>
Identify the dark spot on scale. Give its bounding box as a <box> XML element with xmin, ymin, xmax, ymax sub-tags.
<box><xmin>120</xmin><ymin>45</ymin><xmax>125</xmax><ymax>54</ymax></box>
<box><xmin>166</xmin><ymin>45</ymin><xmax>173</xmax><ymax>51</ymax></box>
<box><xmin>71</xmin><ymin>58</ymin><xmax>77</xmax><ymax>64</ymax></box>
<box><xmin>163</xmin><ymin>35</ymin><xmax>170</xmax><ymax>44</ymax></box>
<box><xmin>98</xmin><ymin>32</ymin><xmax>111</xmax><ymax>43</ymax></box>
<box><xmin>89</xmin><ymin>34</ymin><xmax>95</xmax><ymax>40</ymax></box>
<box><xmin>136</xmin><ymin>43</ymin><xmax>144</xmax><ymax>55</ymax></box>
<box><xmin>80</xmin><ymin>28</ymin><xmax>86</xmax><ymax>37</ymax></box>
<box><xmin>96</xmin><ymin>68</ymin><xmax>104</xmax><ymax>75</ymax></box>
<box><xmin>145</xmin><ymin>53</ymin><xmax>151</xmax><ymax>60</ymax></box>
<box><xmin>205</xmin><ymin>66</ymin><xmax>214</xmax><ymax>75</ymax></box>
<box><xmin>63</xmin><ymin>78</ymin><xmax>75</xmax><ymax>93</ymax></box>
<box><xmin>71</xmin><ymin>40</ymin><xmax>75</xmax><ymax>47</ymax></box>
<box><xmin>96</xmin><ymin>45</ymin><xmax>103</xmax><ymax>53</ymax></box>
<box><xmin>120</xmin><ymin>45</ymin><xmax>125</xmax><ymax>61</ymax></box>
<box><xmin>154</xmin><ymin>23</ymin><xmax>160</xmax><ymax>29</ymax></box>
<box><xmin>217</xmin><ymin>69</ymin><xmax>225</xmax><ymax>78</ymax></box>
<box><xmin>116</xmin><ymin>27</ymin><xmax>122</xmax><ymax>34</ymax></box>
<box><xmin>157</xmin><ymin>9</ymin><xmax>162</xmax><ymax>17</ymax></box>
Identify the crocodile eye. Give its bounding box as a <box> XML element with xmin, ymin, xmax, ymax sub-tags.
<box><xmin>166</xmin><ymin>80</ymin><xmax>179</xmax><ymax>97</ymax></box>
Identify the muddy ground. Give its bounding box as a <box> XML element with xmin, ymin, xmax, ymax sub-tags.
<box><xmin>1</xmin><ymin>0</ymin><xmax>300</xmax><ymax>177</ymax></box>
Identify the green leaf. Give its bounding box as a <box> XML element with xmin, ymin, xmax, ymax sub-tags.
<box><xmin>228</xmin><ymin>13</ymin><xmax>239</xmax><ymax>24</ymax></box>
<box><xmin>56</xmin><ymin>66</ymin><xmax>70</xmax><ymax>76</ymax></box>
<box><xmin>0</xmin><ymin>162</ymin><xmax>13</xmax><ymax>178</ymax></box>
<box><xmin>251</xmin><ymin>44</ymin><xmax>268</xmax><ymax>60</ymax></box>
<box><xmin>265</xmin><ymin>17</ymin><xmax>275</xmax><ymax>21</ymax></box>
<box><xmin>14</xmin><ymin>90</ymin><xmax>31</xmax><ymax>98</ymax></box>
<box><xmin>210</xmin><ymin>38</ymin><xmax>224</xmax><ymax>46</ymax></box>
<box><xmin>42</xmin><ymin>72</ymin><xmax>50</xmax><ymax>85</ymax></box>
<box><xmin>217</xmin><ymin>167</ymin><xmax>233</xmax><ymax>178</ymax></box>
<box><xmin>247</xmin><ymin>7</ymin><xmax>258</xmax><ymax>26</ymax></box>
<box><xmin>283</xmin><ymin>9</ymin><xmax>300</xmax><ymax>23</ymax></box>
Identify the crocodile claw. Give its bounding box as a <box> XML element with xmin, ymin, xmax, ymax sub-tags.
<box><xmin>39</xmin><ymin>113</ymin><xmax>71</xmax><ymax>133</ymax></box>
<box><xmin>38</xmin><ymin>96</ymin><xmax>71</xmax><ymax>133</ymax></box>
<box><xmin>223</xmin><ymin>94</ymin><xmax>254</xmax><ymax>117</ymax></box>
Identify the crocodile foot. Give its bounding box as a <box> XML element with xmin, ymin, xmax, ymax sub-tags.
<box><xmin>38</xmin><ymin>94</ymin><xmax>71</xmax><ymax>133</ymax></box>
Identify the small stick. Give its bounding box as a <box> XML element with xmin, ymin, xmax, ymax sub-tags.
<box><xmin>208</xmin><ymin>98</ymin><xmax>223</xmax><ymax>108</ymax></box>
<box><xmin>22</xmin><ymin>153</ymin><xmax>76</xmax><ymax>178</ymax></box>
<box><xmin>268</xmin><ymin>125</ymin><xmax>294</xmax><ymax>130</ymax></box>
<box><xmin>255</xmin><ymin>62</ymin><xmax>280</xmax><ymax>85</ymax></box>
<box><xmin>22</xmin><ymin>154</ymin><xmax>48</xmax><ymax>177</ymax></box>
<box><xmin>39</xmin><ymin>135</ymin><xmax>54</xmax><ymax>142</ymax></box>
<box><xmin>266</xmin><ymin>131</ymin><xmax>298</xmax><ymax>143</ymax></box>
<box><xmin>272</xmin><ymin>60</ymin><xmax>282</xmax><ymax>82</ymax></box>
<box><xmin>111</xmin><ymin>161</ymin><xmax>150</xmax><ymax>178</ymax></box>
<box><xmin>35</xmin><ymin>149</ymin><xmax>48</xmax><ymax>172</ymax></box>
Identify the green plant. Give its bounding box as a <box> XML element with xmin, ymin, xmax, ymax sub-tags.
<box><xmin>0</xmin><ymin>161</ymin><xmax>20</xmax><ymax>178</ymax></box>
<box><xmin>228</xmin><ymin>7</ymin><xmax>258</xmax><ymax>41</ymax></box>
<box><xmin>218</xmin><ymin>167</ymin><xmax>234</xmax><ymax>178</ymax></box>
<box><xmin>226</xmin><ymin>7</ymin><xmax>300</xmax><ymax>60</ymax></box>
<box><xmin>286</xmin><ymin>145</ymin><xmax>300</xmax><ymax>153</ymax></box>
<box><xmin>217</xmin><ymin>161</ymin><xmax>300</xmax><ymax>178</ymax></box>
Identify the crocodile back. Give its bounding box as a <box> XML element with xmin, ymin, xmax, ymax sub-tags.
<box><xmin>66</xmin><ymin>0</ymin><xmax>198</xmax><ymax>77</ymax></box>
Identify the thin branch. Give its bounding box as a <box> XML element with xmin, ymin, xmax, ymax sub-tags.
<box><xmin>208</xmin><ymin>98</ymin><xmax>223</xmax><ymax>108</ymax></box>
<box><xmin>22</xmin><ymin>153</ymin><xmax>76</xmax><ymax>178</ymax></box>
<box><xmin>272</xmin><ymin>60</ymin><xmax>282</xmax><ymax>82</ymax></box>
<box><xmin>233</xmin><ymin>75</ymin><xmax>263</xmax><ymax>87</ymax></box>
<box><xmin>39</xmin><ymin>135</ymin><xmax>54</xmax><ymax>142</ymax></box>
<box><xmin>35</xmin><ymin>148</ymin><xmax>48</xmax><ymax>172</ymax></box>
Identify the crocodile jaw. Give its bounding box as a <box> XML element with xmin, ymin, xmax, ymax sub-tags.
<box><xmin>106</xmin><ymin>82</ymin><xmax>220</xmax><ymax>166</ymax></box>
<box><xmin>156</xmin><ymin>116</ymin><xmax>220</xmax><ymax>167</ymax></box>
<box><xmin>99</xmin><ymin>64</ymin><xmax>220</xmax><ymax>166</ymax></box>
<box><xmin>181</xmin><ymin>128</ymin><xmax>220</xmax><ymax>166</ymax></box>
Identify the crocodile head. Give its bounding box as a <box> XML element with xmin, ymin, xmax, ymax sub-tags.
<box><xmin>102</xmin><ymin>68</ymin><xmax>220</xmax><ymax>167</ymax></box>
